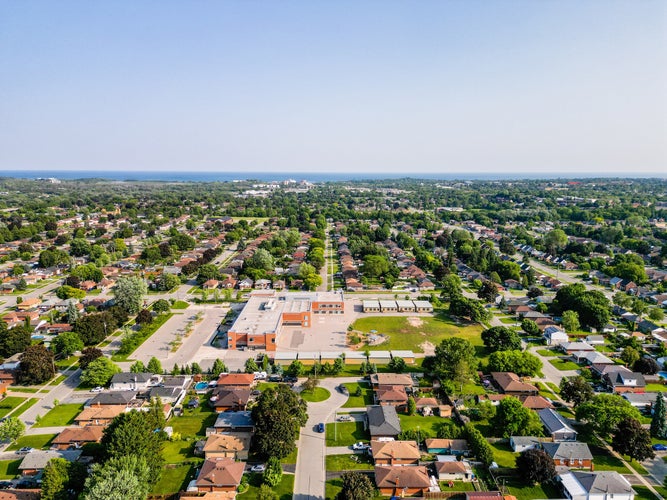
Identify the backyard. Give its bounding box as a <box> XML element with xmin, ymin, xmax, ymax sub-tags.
<box><xmin>34</xmin><ymin>403</ymin><xmax>84</xmax><ymax>427</ymax></box>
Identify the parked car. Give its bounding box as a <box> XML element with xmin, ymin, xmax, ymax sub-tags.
<box><xmin>337</xmin><ymin>415</ymin><xmax>353</xmax><ymax>422</ymax></box>
<box><xmin>317</xmin><ymin>422</ymin><xmax>325</xmax><ymax>433</ymax></box>
<box><xmin>90</xmin><ymin>386</ymin><xmax>103</xmax><ymax>393</ymax></box>
<box><xmin>352</xmin><ymin>442</ymin><xmax>370</xmax><ymax>450</ymax></box>
<box><xmin>16</xmin><ymin>447</ymin><xmax>33</xmax><ymax>454</ymax></box>
<box><xmin>250</xmin><ymin>390</ymin><xmax>261</xmax><ymax>396</ymax></box>
<box><xmin>250</xmin><ymin>464</ymin><xmax>266</xmax><ymax>473</ymax></box>
<box><xmin>653</xmin><ymin>444</ymin><xmax>667</xmax><ymax>451</ymax></box>
<box><xmin>338</xmin><ymin>385</ymin><xmax>349</xmax><ymax>395</ymax></box>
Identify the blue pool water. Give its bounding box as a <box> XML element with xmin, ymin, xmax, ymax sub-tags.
<box><xmin>658</xmin><ymin>372</ymin><xmax>667</xmax><ymax>380</ymax></box>
<box><xmin>194</xmin><ymin>382</ymin><xmax>209</xmax><ymax>391</ymax></box>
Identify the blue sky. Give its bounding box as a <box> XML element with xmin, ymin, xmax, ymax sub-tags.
<box><xmin>1</xmin><ymin>1</ymin><xmax>665</xmax><ymax>175</ymax></box>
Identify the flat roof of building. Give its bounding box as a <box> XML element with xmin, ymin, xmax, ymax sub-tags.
<box><xmin>379</xmin><ymin>300</ymin><xmax>397</xmax><ymax>308</ymax></box>
<box><xmin>395</xmin><ymin>300</ymin><xmax>414</xmax><ymax>308</ymax></box>
<box><xmin>362</xmin><ymin>300</ymin><xmax>381</xmax><ymax>308</ymax></box>
<box><xmin>413</xmin><ymin>300</ymin><xmax>433</xmax><ymax>308</ymax></box>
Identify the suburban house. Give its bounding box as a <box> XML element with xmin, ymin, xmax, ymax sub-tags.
<box><xmin>605</xmin><ymin>371</ymin><xmax>646</xmax><ymax>394</ymax></box>
<box><xmin>210</xmin><ymin>388</ymin><xmax>251</xmax><ymax>412</ymax></box>
<box><xmin>539</xmin><ymin>408</ymin><xmax>578</xmax><ymax>442</ymax></box>
<box><xmin>544</xmin><ymin>326</ymin><xmax>569</xmax><ymax>345</ymax></box>
<box><xmin>425</xmin><ymin>438</ymin><xmax>470</xmax><ymax>456</ymax></box>
<box><xmin>374</xmin><ymin>465</ymin><xmax>431</xmax><ymax>497</ymax></box>
<box><xmin>543</xmin><ymin>442</ymin><xmax>593</xmax><ymax>470</ymax></box>
<box><xmin>510</xmin><ymin>436</ymin><xmax>543</xmax><ymax>453</ymax></box>
<box><xmin>560</xmin><ymin>342</ymin><xmax>595</xmax><ymax>355</ymax></box>
<box><xmin>74</xmin><ymin>405</ymin><xmax>126</xmax><ymax>427</ymax></box>
<box><xmin>202</xmin><ymin>433</ymin><xmax>252</xmax><ymax>460</ymax></box>
<box><xmin>374</xmin><ymin>385</ymin><xmax>409</xmax><ymax>411</ymax></box>
<box><xmin>521</xmin><ymin>395</ymin><xmax>554</xmax><ymax>411</ymax></box>
<box><xmin>87</xmin><ymin>391</ymin><xmax>137</xmax><ymax>407</ymax></box>
<box><xmin>370</xmin><ymin>373</ymin><xmax>413</xmax><ymax>389</ymax></box>
<box><xmin>491</xmin><ymin>372</ymin><xmax>538</xmax><ymax>397</ymax></box>
<box><xmin>215</xmin><ymin>373</ymin><xmax>255</xmax><ymax>389</ymax></box>
<box><xmin>434</xmin><ymin>457</ymin><xmax>474</xmax><ymax>482</ymax></box>
<box><xmin>109</xmin><ymin>372</ymin><xmax>156</xmax><ymax>391</ymax></box>
<box><xmin>210</xmin><ymin>411</ymin><xmax>255</xmax><ymax>434</ymax></box>
<box><xmin>366</xmin><ymin>405</ymin><xmax>401</xmax><ymax>439</ymax></box>
<box><xmin>371</xmin><ymin>440</ymin><xmax>420</xmax><ymax>466</ymax></box>
<box><xmin>622</xmin><ymin>392</ymin><xmax>658</xmax><ymax>412</ymax></box>
<box><xmin>558</xmin><ymin>471</ymin><xmax>635</xmax><ymax>500</ymax></box>
<box><xmin>51</xmin><ymin>426</ymin><xmax>104</xmax><ymax>450</ymax></box>
<box><xmin>194</xmin><ymin>457</ymin><xmax>245</xmax><ymax>493</ymax></box>
<box><xmin>19</xmin><ymin>450</ymin><xmax>82</xmax><ymax>477</ymax></box>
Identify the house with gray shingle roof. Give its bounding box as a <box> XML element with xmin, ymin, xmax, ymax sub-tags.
<box><xmin>539</xmin><ymin>408</ymin><xmax>577</xmax><ymax>441</ymax></box>
<box><xmin>558</xmin><ymin>471</ymin><xmax>635</xmax><ymax>499</ymax></box>
<box><xmin>366</xmin><ymin>405</ymin><xmax>401</xmax><ymax>438</ymax></box>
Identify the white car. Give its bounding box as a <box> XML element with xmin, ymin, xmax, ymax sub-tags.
<box><xmin>351</xmin><ymin>442</ymin><xmax>369</xmax><ymax>450</ymax></box>
<box><xmin>250</xmin><ymin>464</ymin><xmax>266</xmax><ymax>473</ymax></box>
<box><xmin>90</xmin><ymin>386</ymin><xmax>103</xmax><ymax>393</ymax></box>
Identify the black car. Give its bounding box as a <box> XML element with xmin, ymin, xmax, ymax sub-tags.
<box><xmin>338</xmin><ymin>385</ymin><xmax>349</xmax><ymax>395</ymax></box>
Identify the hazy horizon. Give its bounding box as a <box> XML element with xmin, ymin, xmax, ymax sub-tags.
<box><xmin>1</xmin><ymin>1</ymin><xmax>666</xmax><ymax>174</ymax></box>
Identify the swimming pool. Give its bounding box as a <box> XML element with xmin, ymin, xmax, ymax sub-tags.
<box><xmin>194</xmin><ymin>381</ymin><xmax>209</xmax><ymax>391</ymax></box>
<box><xmin>658</xmin><ymin>371</ymin><xmax>667</xmax><ymax>380</ymax></box>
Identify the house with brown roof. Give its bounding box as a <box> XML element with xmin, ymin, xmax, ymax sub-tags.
<box><xmin>203</xmin><ymin>279</ymin><xmax>220</xmax><ymax>290</ymax></box>
<box><xmin>370</xmin><ymin>373</ymin><xmax>413</xmax><ymax>389</ymax></box>
<box><xmin>216</xmin><ymin>373</ymin><xmax>255</xmax><ymax>389</ymax></box>
<box><xmin>434</xmin><ymin>458</ymin><xmax>474</xmax><ymax>482</ymax></box>
<box><xmin>374</xmin><ymin>465</ymin><xmax>431</xmax><ymax>497</ymax></box>
<box><xmin>16</xmin><ymin>298</ymin><xmax>41</xmax><ymax>311</ymax></box>
<box><xmin>52</xmin><ymin>426</ymin><xmax>104</xmax><ymax>450</ymax></box>
<box><xmin>195</xmin><ymin>457</ymin><xmax>245</xmax><ymax>493</ymax></box>
<box><xmin>425</xmin><ymin>438</ymin><xmax>469</xmax><ymax>456</ymax></box>
<box><xmin>374</xmin><ymin>385</ymin><xmax>409</xmax><ymax>411</ymax></box>
<box><xmin>521</xmin><ymin>395</ymin><xmax>554</xmax><ymax>411</ymax></box>
<box><xmin>491</xmin><ymin>372</ymin><xmax>538</xmax><ymax>397</ymax></box>
<box><xmin>74</xmin><ymin>405</ymin><xmax>125</xmax><ymax>427</ymax></box>
<box><xmin>210</xmin><ymin>389</ymin><xmax>250</xmax><ymax>413</ymax></box>
<box><xmin>371</xmin><ymin>440</ymin><xmax>420</xmax><ymax>466</ymax></box>
<box><xmin>202</xmin><ymin>433</ymin><xmax>252</xmax><ymax>460</ymax></box>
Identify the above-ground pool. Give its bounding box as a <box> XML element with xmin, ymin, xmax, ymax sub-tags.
<box><xmin>194</xmin><ymin>381</ymin><xmax>209</xmax><ymax>391</ymax></box>
<box><xmin>658</xmin><ymin>372</ymin><xmax>667</xmax><ymax>380</ymax></box>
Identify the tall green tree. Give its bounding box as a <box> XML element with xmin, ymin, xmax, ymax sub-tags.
<box><xmin>17</xmin><ymin>345</ymin><xmax>55</xmax><ymax>385</ymax></box>
<box><xmin>252</xmin><ymin>385</ymin><xmax>307</xmax><ymax>459</ymax></box>
<box><xmin>81</xmin><ymin>357</ymin><xmax>121</xmax><ymax>387</ymax></box>
<box><xmin>481</xmin><ymin>326</ymin><xmax>522</xmax><ymax>352</ymax></box>
<box><xmin>515</xmin><ymin>449</ymin><xmax>556</xmax><ymax>484</ymax></box>
<box><xmin>336</xmin><ymin>471</ymin><xmax>375</xmax><ymax>500</ymax></box>
<box><xmin>81</xmin><ymin>455</ymin><xmax>151</xmax><ymax>500</ymax></box>
<box><xmin>612</xmin><ymin>417</ymin><xmax>655</xmax><ymax>462</ymax></box>
<box><xmin>0</xmin><ymin>416</ymin><xmax>25</xmax><ymax>443</ymax></box>
<box><xmin>0</xmin><ymin>323</ymin><xmax>31</xmax><ymax>357</ymax></box>
<box><xmin>147</xmin><ymin>357</ymin><xmax>162</xmax><ymax>374</ymax></box>
<box><xmin>576</xmin><ymin>394</ymin><xmax>641</xmax><ymax>436</ymax></box>
<box><xmin>560</xmin><ymin>376</ymin><xmax>593</xmax><ymax>407</ymax></box>
<box><xmin>493</xmin><ymin>396</ymin><xmax>543</xmax><ymax>438</ymax></box>
<box><xmin>561</xmin><ymin>310</ymin><xmax>580</xmax><ymax>333</ymax></box>
<box><xmin>113</xmin><ymin>276</ymin><xmax>147</xmax><ymax>315</ymax></box>
<box><xmin>432</xmin><ymin>337</ymin><xmax>478</xmax><ymax>384</ymax></box>
<box><xmin>51</xmin><ymin>331</ymin><xmax>84</xmax><ymax>357</ymax></box>
<box><xmin>41</xmin><ymin>458</ymin><xmax>86</xmax><ymax>500</ymax></box>
<box><xmin>651</xmin><ymin>392</ymin><xmax>667</xmax><ymax>438</ymax></box>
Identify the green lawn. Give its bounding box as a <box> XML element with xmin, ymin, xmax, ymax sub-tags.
<box><xmin>34</xmin><ymin>403</ymin><xmax>84</xmax><ymax>427</ymax></box>
<box><xmin>151</xmin><ymin>465</ymin><xmax>194</xmax><ymax>495</ymax></box>
<box><xmin>342</xmin><ymin>382</ymin><xmax>373</xmax><ymax>408</ymax></box>
<box><xmin>644</xmin><ymin>383</ymin><xmax>667</xmax><ymax>392</ymax></box>
<box><xmin>242</xmin><ymin>473</ymin><xmax>294</xmax><ymax>500</ymax></box>
<box><xmin>55</xmin><ymin>356</ymin><xmax>78</xmax><ymax>369</ymax></box>
<box><xmin>326</xmin><ymin>421</ymin><xmax>369</xmax><ymax>447</ymax></box>
<box><xmin>548</xmin><ymin>358</ymin><xmax>580</xmax><ymax>371</ymax></box>
<box><xmin>505</xmin><ymin>476</ymin><xmax>561</xmax><ymax>500</ymax></box>
<box><xmin>301</xmin><ymin>387</ymin><xmax>331</xmax><ymax>403</ymax></box>
<box><xmin>171</xmin><ymin>300</ymin><xmax>190</xmax><ymax>309</ymax></box>
<box><xmin>350</xmin><ymin>311</ymin><xmax>484</xmax><ymax>354</ymax></box>
<box><xmin>536</xmin><ymin>349</ymin><xmax>557</xmax><ymax>357</ymax></box>
<box><xmin>488</xmin><ymin>442</ymin><xmax>517</xmax><ymax>468</ymax></box>
<box><xmin>11</xmin><ymin>398</ymin><xmax>39</xmax><ymax>417</ymax></box>
<box><xmin>169</xmin><ymin>407</ymin><xmax>217</xmax><ymax>438</ymax></box>
<box><xmin>326</xmin><ymin>453</ymin><xmax>374</xmax><ymax>471</ymax></box>
<box><xmin>6</xmin><ymin>433</ymin><xmax>57</xmax><ymax>451</ymax></box>
<box><xmin>0</xmin><ymin>460</ymin><xmax>20</xmax><ymax>479</ymax></box>
<box><xmin>398</xmin><ymin>414</ymin><xmax>453</xmax><ymax>438</ymax></box>
<box><xmin>589</xmin><ymin>445</ymin><xmax>631</xmax><ymax>474</ymax></box>
<box><xmin>162</xmin><ymin>439</ymin><xmax>202</xmax><ymax>464</ymax></box>
<box><xmin>439</xmin><ymin>481</ymin><xmax>476</xmax><ymax>492</ymax></box>
<box><xmin>0</xmin><ymin>397</ymin><xmax>26</xmax><ymax>418</ymax></box>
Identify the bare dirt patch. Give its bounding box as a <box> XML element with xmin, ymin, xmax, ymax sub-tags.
<box><xmin>407</xmin><ymin>317</ymin><xmax>424</xmax><ymax>328</ymax></box>
<box><xmin>420</xmin><ymin>341</ymin><xmax>436</xmax><ymax>356</ymax></box>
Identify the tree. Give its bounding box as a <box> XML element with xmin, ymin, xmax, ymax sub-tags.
<box><xmin>81</xmin><ymin>357</ymin><xmax>121</xmax><ymax>387</ymax></box>
<box><xmin>79</xmin><ymin>347</ymin><xmax>103</xmax><ymax>370</ymax></box>
<box><xmin>257</xmin><ymin>484</ymin><xmax>279</xmax><ymax>500</ymax></box>
<box><xmin>252</xmin><ymin>385</ymin><xmax>307</xmax><ymax>459</ymax></box>
<box><xmin>101</xmin><ymin>411</ymin><xmax>164</xmax><ymax>485</ymax></box>
<box><xmin>553</xmin><ymin>284</ymin><xmax>611</xmax><ymax>330</ymax></box>
<box><xmin>651</xmin><ymin>392</ymin><xmax>667</xmax><ymax>438</ymax></box>
<box><xmin>493</xmin><ymin>396</ymin><xmax>543</xmax><ymax>438</ymax></box>
<box><xmin>477</xmin><ymin>281</ymin><xmax>499</xmax><ymax>302</ymax></box>
<box><xmin>487</xmin><ymin>350</ymin><xmax>542</xmax><ymax>377</ymax></box>
<box><xmin>544</xmin><ymin>229</ymin><xmax>568</xmax><ymax>254</ymax></box>
<box><xmin>649</xmin><ymin>307</ymin><xmax>665</xmax><ymax>322</ymax></box>
<box><xmin>0</xmin><ymin>323</ymin><xmax>31</xmax><ymax>357</ymax></box>
<box><xmin>81</xmin><ymin>455</ymin><xmax>151</xmax><ymax>500</ymax></box>
<box><xmin>561</xmin><ymin>310</ymin><xmax>580</xmax><ymax>333</ymax></box>
<box><xmin>515</xmin><ymin>448</ymin><xmax>556</xmax><ymax>484</ymax></box>
<box><xmin>612</xmin><ymin>417</ymin><xmax>654</xmax><ymax>462</ymax></box>
<box><xmin>41</xmin><ymin>458</ymin><xmax>86</xmax><ymax>500</ymax></box>
<box><xmin>620</xmin><ymin>346</ymin><xmax>640</xmax><ymax>368</ymax></box>
<box><xmin>481</xmin><ymin>326</ymin><xmax>521</xmax><ymax>352</ymax></box>
<box><xmin>521</xmin><ymin>319</ymin><xmax>540</xmax><ymax>336</ymax></box>
<box><xmin>432</xmin><ymin>338</ymin><xmax>477</xmax><ymax>385</ymax></box>
<box><xmin>51</xmin><ymin>331</ymin><xmax>84</xmax><ymax>357</ymax></box>
<box><xmin>407</xmin><ymin>396</ymin><xmax>416</xmax><ymax>415</ymax></box>
<box><xmin>247</xmin><ymin>248</ymin><xmax>274</xmax><ymax>271</ymax></box>
<box><xmin>449</xmin><ymin>295</ymin><xmax>491</xmax><ymax>323</ymax></box>
<box><xmin>152</xmin><ymin>299</ymin><xmax>170</xmax><ymax>314</ymax></box>
<box><xmin>74</xmin><ymin>313</ymin><xmax>112</xmax><ymax>345</ymax></box>
<box><xmin>136</xmin><ymin>309</ymin><xmax>153</xmax><ymax>325</ymax></box>
<box><xmin>245</xmin><ymin>358</ymin><xmax>259</xmax><ymax>373</ymax></box>
<box><xmin>55</xmin><ymin>285</ymin><xmax>86</xmax><ymax>300</ymax></box>
<box><xmin>113</xmin><ymin>276</ymin><xmax>147</xmax><ymax>315</ymax></box>
<box><xmin>196</xmin><ymin>264</ymin><xmax>220</xmax><ymax>284</ymax></box>
<box><xmin>211</xmin><ymin>358</ymin><xmax>227</xmax><ymax>376</ymax></box>
<box><xmin>0</xmin><ymin>416</ymin><xmax>25</xmax><ymax>443</ymax></box>
<box><xmin>336</xmin><ymin>471</ymin><xmax>375</xmax><ymax>500</ymax></box>
<box><xmin>576</xmin><ymin>394</ymin><xmax>642</xmax><ymax>436</ymax></box>
<box><xmin>17</xmin><ymin>345</ymin><xmax>55</xmax><ymax>385</ymax></box>
<box><xmin>66</xmin><ymin>301</ymin><xmax>80</xmax><ymax>324</ymax></box>
<box><xmin>634</xmin><ymin>356</ymin><xmax>659</xmax><ymax>375</ymax></box>
<box><xmin>387</xmin><ymin>357</ymin><xmax>406</xmax><ymax>373</ymax></box>
<box><xmin>440</xmin><ymin>274</ymin><xmax>462</xmax><ymax>301</ymax></box>
<box><xmin>527</xmin><ymin>286</ymin><xmax>543</xmax><ymax>299</ymax></box>
<box><xmin>285</xmin><ymin>360</ymin><xmax>304</xmax><ymax>378</ymax></box>
<box><xmin>560</xmin><ymin>376</ymin><xmax>593</xmax><ymax>407</ymax></box>
<box><xmin>147</xmin><ymin>357</ymin><xmax>162</xmax><ymax>374</ymax></box>
<box><xmin>130</xmin><ymin>360</ymin><xmax>146</xmax><ymax>373</ymax></box>
<box><xmin>263</xmin><ymin>456</ymin><xmax>282</xmax><ymax>487</ymax></box>
<box><xmin>465</xmin><ymin>424</ymin><xmax>494</xmax><ymax>466</ymax></box>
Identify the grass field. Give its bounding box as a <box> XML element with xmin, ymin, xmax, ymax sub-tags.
<box><xmin>548</xmin><ymin>358</ymin><xmax>580</xmax><ymax>371</ymax></box>
<box><xmin>7</xmin><ymin>433</ymin><xmax>57</xmax><ymax>451</ymax></box>
<box><xmin>350</xmin><ymin>311</ymin><xmax>484</xmax><ymax>354</ymax></box>
<box><xmin>326</xmin><ymin>453</ymin><xmax>374</xmax><ymax>471</ymax></box>
<box><xmin>0</xmin><ymin>397</ymin><xmax>26</xmax><ymax>418</ymax></box>
<box><xmin>398</xmin><ymin>414</ymin><xmax>453</xmax><ymax>438</ymax></box>
<box><xmin>170</xmin><ymin>404</ymin><xmax>217</xmax><ymax>438</ymax></box>
<box><xmin>644</xmin><ymin>383</ymin><xmax>667</xmax><ymax>392</ymax></box>
<box><xmin>536</xmin><ymin>349</ymin><xmax>557</xmax><ymax>357</ymax></box>
<box><xmin>342</xmin><ymin>382</ymin><xmax>374</xmax><ymax>408</ymax></box>
<box><xmin>325</xmin><ymin>421</ymin><xmax>369</xmax><ymax>447</ymax></box>
<box><xmin>0</xmin><ymin>460</ymin><xmax>20</xmax><ymax>479</ymax></box>
<box><xmin>151</xmin><ymin>465</ymin><xmax>194</xmax><ymax>495</ymax></box>
<box><xmin>300</xmin><ymin>387</ymin><xmax>330</xmax><ymax>403</ymax></box>
<box><xmin>34</xmin><ymin>403</ymin><xmax>84</xmax><ymax>427</ymax></box>
<box><xmin>588</xmin><ymin>445</ymin><xmax>631</xmax><ymax>474</ymax></box>
<box><xmin>171</xmin><ymin>300</ymin><xmax>190</xmax><ymax>309</ymax></box>
<box><xmin>488</xmin><ymin>442</ymin><xmax>517</xmax><ymax>468</ymax></box>
<box><xmin>243</xmin><ymin>473</ymin><xmax>294</xmax><ymax>500</ymax></box>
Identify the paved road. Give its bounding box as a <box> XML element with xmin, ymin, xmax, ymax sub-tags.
<box><xmin>644</xmin><ymin>452</ymin><xmax>667</xmax><ymax>485</ymax></box>
<box><xmin>293</xmin><ymin>377</ymin><xmax>361</xmax><ymax>500</ymax></box>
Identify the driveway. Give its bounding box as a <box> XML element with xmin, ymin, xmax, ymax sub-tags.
<box><xmin>293</xmin><ymin>377</ymin><xmax>362</xmax><ymax>500</ymax></box>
